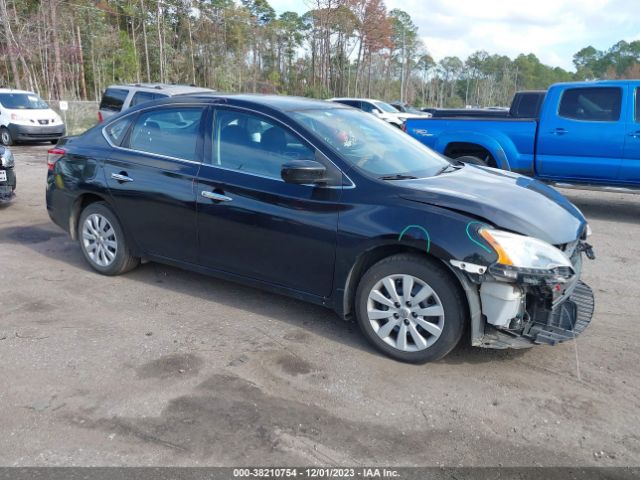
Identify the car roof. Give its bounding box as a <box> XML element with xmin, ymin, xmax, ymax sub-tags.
<box><xmin>158</xmin><ymin>93</ymin><xmax>349</xmax><ymax>113</ymax></box>
<box><xmin>329</xmin><ymin>98</ymin><xmax>383</xmax><ymax>103</ymax></box>
<box><xmin>106</xmin><ymin>83</ymin><xmax>215</xmax><ymax>95</ymax></box>
<box><xmin>0</xmin><ymin>88</ymin><xmax>37</xmax><ymax>95</ymax></box>
<box><xmin>550</xmin><ymin>80</ymin><xmax>640</xmax><ymax>89</ymax></box>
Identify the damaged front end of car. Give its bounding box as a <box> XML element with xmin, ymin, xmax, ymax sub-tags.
<box><xmin>451</xmin><ymin>225</ymin><xmax>595</xmax><ymax>349</ymax></box>
<box><xmin>0</xmin><ymin>146</ymin><xmax>16</xmax><ymax>204</ymax></box>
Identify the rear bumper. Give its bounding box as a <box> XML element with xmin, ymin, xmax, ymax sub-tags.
<box><xmin>7</xmin><ymin>123</ymin><xmax>65</xmax><ymax>142</ymax></box>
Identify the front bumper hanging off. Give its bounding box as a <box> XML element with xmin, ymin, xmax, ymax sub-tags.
<box><xmin>477</xmin><ymin>281</ymin><xmax>595</xmax><ymax>349</ymax></box>
<box><xmin>525</xmin><ymin>281</ymin><xmax>594</xmax><ymax>345</ymax></box>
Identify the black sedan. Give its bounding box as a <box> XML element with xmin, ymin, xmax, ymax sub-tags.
<box><xmin>46</xmin><ymin>94</ymin><xmax>594</xmax><ymax>363</ymax></box>
<box><xmin>0</xmin><ymin>146</ymin><xmax>16</xmax><ymax>203</ymax></box>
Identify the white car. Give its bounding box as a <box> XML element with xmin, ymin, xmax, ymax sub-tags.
<box><xmin>327</xmin><ymin>98</ymin><xmax>426</xmax><ymax>128</ymax></box>
<box><xmin>0</xmin><ymin>88</ymin><xmax>65</xmax><ymax>145</ymax></box>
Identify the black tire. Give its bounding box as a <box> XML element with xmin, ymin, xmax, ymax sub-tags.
<box><xmin>355</xmin><ymin>253</ymin><xmax>467</xmax><ymax>363</ymax></box>
<box><xmin>77</xmin><ymin>202</ymin><xmax>140</xmax><ymax>275</ymax></box>
<box><xmin>1</xmin><ymin>127</ymin><xmax>14</xmax><ymax>146</ymax></box>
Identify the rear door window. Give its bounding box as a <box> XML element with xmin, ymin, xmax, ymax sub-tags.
<box><xmin>130</xmin><ymin>91</ymin><xmax>166</xmax><ymax>107</ymax></box>
<box><xmin>100</xmin><ymin>88</ymin><xmax>129</xmax><ymax>112</ymax></box>
<box><xmin>558</xmin><ymin>87</ymin><xmax>622</xmax><ymax>122</ymax></box>
<box><xmin>128</xmin><ymin>106</ymin><xmax>205</xmax><ymax>161</ymax></box>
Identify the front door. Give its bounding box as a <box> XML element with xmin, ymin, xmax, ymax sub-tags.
<box><xmin>103</xmin><ymin>105</ymin><xmax>206</xmax><ymax>263</ymax></box>
<box><xmin>536</xmin><ymin>86</ymin><xmax>625</xmax><ymax>182</ymax></box>
<box><xmin>196</xmin><ymin>107</ymin><xmax>342</xmax><ymax>298</ymax></box>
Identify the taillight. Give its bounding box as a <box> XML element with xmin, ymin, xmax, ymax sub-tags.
<box><xmin>98</xmin><ymin>111</ymin><xmax>104</xmax><ymax>123</ymax></box>
<box><xmin>47</xmin><ymin>148</ymin><xmax>65</xmax><ymax>171</ymax></box>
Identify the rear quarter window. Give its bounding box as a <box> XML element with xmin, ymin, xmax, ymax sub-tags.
<box><xmin>100</xmin><ymin>88</ymin><xmax>129</xmax><ymax>112</ymax></box>
<box><xmin>558</xmin><ymin>87</ymin><xmax>622</xmax><ymax>122</ymax></box>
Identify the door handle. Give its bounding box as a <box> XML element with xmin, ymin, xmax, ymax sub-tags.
<box><xmin>111</xmin><ymin>172</ymin><xmax>133</xmax><ymax>183</ymax></box>
<box><xmin>201</xmin><ymin>191</ymin><xmax>232</xmax><ymax>202</ymax></box>
<box><xmin>630</xmin><ymin>131</ymin><xmax>640</xmax><ymax>138</ymax></box>
<box><xmin>550</xmin><ymin>128</ymin><xmax>568</xmax><ymax>135</ymax></box>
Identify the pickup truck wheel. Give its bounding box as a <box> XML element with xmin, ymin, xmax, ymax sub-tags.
<box><xmin>1</xmin><ymin>127</ymin><xmax>14</xmax><ymax>146</ymax></box>
<box><xmin>355</xmin><ymin>254</ymin><xmax>466</xmax><ymax>363</ymax></box>
<box><xmin>78</xmin><ymin>202</ymin><xmax>140</xmax><ymax>275</ymax></box>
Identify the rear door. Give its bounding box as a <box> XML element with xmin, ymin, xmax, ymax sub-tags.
<box><xmin>536</xmin><ymin>86</ymin><xmax>626</xmax><ymax>182</ymax></box>
<box><xmin>195</xmin><ymin>106</ymin><xmax>342</xmax><ymax>297</ymax></box>
<box><xmin>103</xmin><ymin>104</ymin><xmax>206</xmax><ymax>263</ymax></box>
<box><xmin>621</xmin><ymin>85</ymin><xmax>640</xmax><ymax>183</ymax></box>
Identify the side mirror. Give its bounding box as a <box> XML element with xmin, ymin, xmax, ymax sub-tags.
<box><xmin>281</xmin><ymin>160</ymin><xmax>328</xmax><ymax>185</ymax></box>
<box><xmin>372</xmin><ymin>108</ymin><xmax>382</xmax><ymax>116</ymax></box>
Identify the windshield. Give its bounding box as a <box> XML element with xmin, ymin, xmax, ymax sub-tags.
<box><xmin>373</xmin><ymin>101</ymin><xmax>399</xmax><ymax>113</ymax></box>
<box><xmin>0</xmin><ymin>93</ymin><xmax>49</xmax><ymax>110</ymax></box>
<box><xmin>292</xmin><ymin>108</ymin><xmax>450</xmax><ymax>178</ymax></box>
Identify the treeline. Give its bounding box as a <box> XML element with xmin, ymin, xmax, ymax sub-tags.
<box><xmin>1</xmin><ymin>0</ymin><xmax>639</xmax><ymax>107</ymax></box>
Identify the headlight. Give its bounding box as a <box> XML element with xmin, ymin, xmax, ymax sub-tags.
<box><xmin>0</xmin><ymin>148</ymin><xmax>15</xmax><ymax>168</ymax></box>
<box><xmin>586</xmin><ymin>224</ymin><xmax>592</xmax><ymax>237</ymax></box>
<box><xmin>10</xmin><ymin>113</ymin><xmax>29</xmax><ymax>122</ymax></box>
<box><xmin>479</xmin><ymin>228</ymin><xmax>574</xmax><ymax>283</ymax></box>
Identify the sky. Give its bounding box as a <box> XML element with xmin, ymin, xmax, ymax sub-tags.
<box><xmin>267</xmin><ymin>0</ymin><xmax>640</xmax><ymax>71</ymax></box>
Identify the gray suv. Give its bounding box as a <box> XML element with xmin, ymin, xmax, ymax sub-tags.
<box><xmin>98</xmin><ymin>83</ymin><xmax>215</xmax><ymax>122</ymax></box>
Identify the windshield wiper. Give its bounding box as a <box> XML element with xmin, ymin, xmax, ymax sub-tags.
<box><xmin>436</xmin><ymin>164</ymin><xmax>460</xmax><ymax>175</ymax></box>
<box><xmin>378</xmin><ymin>174</ymin><xmax>419</xmax><ymax>180</ymax></box>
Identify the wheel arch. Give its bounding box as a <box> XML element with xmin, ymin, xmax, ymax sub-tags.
<box><xmin>69</xmin><ymin>192</ymin><xmax>114</xmax><ymax>241</ymax></box>
<box><xmin>341</xmin><ymin>244</ymin><xmax>472</xmax><ymax>324</ymax></box>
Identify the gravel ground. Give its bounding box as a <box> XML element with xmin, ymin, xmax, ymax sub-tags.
<box><xmin>0</xmin><ymin>143</ymin><xmax>639</xmax><ymax>467</ymax></box>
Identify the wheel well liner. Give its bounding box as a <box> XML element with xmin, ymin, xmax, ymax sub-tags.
<box><xmin>444</xmin><ymin>142</ymin><xmax>496</xmax><ymax>167</ymax></box>
<box><xmin>69</xmin><ymin>193</ymin><xmax>110</xmax><ymax>240</ymax></box>
<box><xmin>341</xmin><ymin>245</ymin><xmax>470</xmax><ymax>323</ymax></box>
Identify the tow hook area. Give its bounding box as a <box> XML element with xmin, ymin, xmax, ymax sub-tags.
<box><xmin>578</xmin><ymin>241</ymin><xmax>596</xmax><ymax>260</ymax></box>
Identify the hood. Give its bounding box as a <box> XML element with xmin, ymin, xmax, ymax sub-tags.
<box><xmin>398</xmin><ymin>165</ymin><xmax>586</xmax><ymax>245</ymax></box>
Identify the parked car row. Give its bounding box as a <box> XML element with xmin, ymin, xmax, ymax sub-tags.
<box><xmin>328</xmin><ymin>97</ymin><xmax>430</xmax><ymax>128</ymax></box>
<box><xmin>46</xmin><ymin>92</ymin><xmax>595</xmax><ymax>363</ymax></box>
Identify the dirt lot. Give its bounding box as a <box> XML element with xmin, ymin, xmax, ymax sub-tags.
<box><xmin>1</xmin><ymin>143</ymin><xmax>639</xmax><ymax>467</ymax></box>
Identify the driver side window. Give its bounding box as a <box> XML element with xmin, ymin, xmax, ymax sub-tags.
<box><xmin>212</xmin><ymin>109</ymin><xmax>315</xmax><ymax>179</ymax></box>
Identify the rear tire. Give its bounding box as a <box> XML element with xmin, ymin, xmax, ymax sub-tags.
<box><xmin>1</xmin><ymin>127</ymin><xmax>14</xmax><ymax>146</ymax></box>
<box><xmin>78</xmin><ymin>202</ymin><xmax>140</xmax><ymax>275</ymax></box>
<box><xmin>355</xmin><ymin>254</ymin><xmax>467</xmax><ymax>363</ymax></box>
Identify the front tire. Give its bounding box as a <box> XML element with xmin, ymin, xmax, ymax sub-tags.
<box><xmin>78</xmin><ymin>202</ymin><xmax>140</xmax><ymax>275</ymax></box>
<box><xmin>355</xmin><ymin>254</ymin><xmax>466</xmax><ymax>363</ymax></box>
<box><xmin>1</xmin><ymin>127</ymin><xmax>14</xmax><ymax>146</ymax></box>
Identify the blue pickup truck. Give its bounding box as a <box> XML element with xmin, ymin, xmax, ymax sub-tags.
<box><xmin>406</xmin><ymin>80</ymin><xmax>640</xmax><ymax>190</ymax></box>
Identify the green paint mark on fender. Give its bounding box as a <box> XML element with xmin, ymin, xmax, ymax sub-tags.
<box><xmin>466</xmin><ymin>221</ymin><xmax>492</xmax><ymax>253</ymax></box>
<box><xmin>398</xmin><ymin>225</ymin><xmax>431</xmax><ymax>253</ymax></box>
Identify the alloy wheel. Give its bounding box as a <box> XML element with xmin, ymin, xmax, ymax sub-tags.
<box><xmin>366</xmin><ymin>274</ymin><xmax>445</xmax><ymax>352</ymax></box>
<box><xmin>82</xmin><ymin>213</ymin><xmax>118</xmax><ymax>267</ymax></box>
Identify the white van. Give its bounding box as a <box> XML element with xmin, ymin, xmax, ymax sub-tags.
<box><xmin>0</xmin><ymin>88</ymin><xmax>65</xmax><ymax>145</ymax></box>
